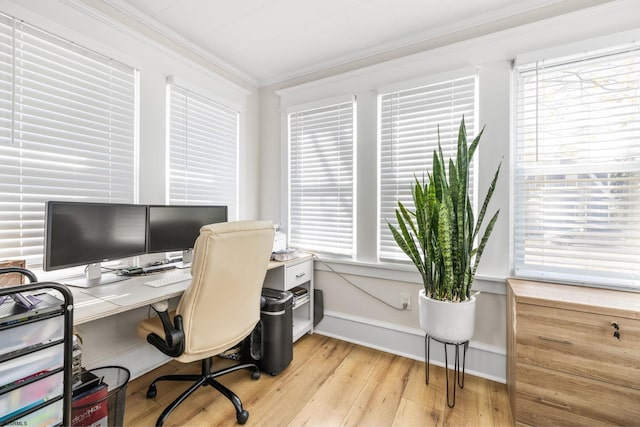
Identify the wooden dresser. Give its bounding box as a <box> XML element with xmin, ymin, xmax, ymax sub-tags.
<box><xmin>507</xmin><ymin>278</ymin><xmax>640</xmax><ymax>426</ymax></box>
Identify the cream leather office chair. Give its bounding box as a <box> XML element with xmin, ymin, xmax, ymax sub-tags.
<box><xmin>138</xmin><ymin>220</ymin><xmax>274</xmax><ymax>426</ymax></box>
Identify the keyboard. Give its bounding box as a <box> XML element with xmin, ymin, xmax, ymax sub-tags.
<box><xmin>144</xmin><ymin>272</ymin><xmax>192</xmax><ymax>288</ymax></box>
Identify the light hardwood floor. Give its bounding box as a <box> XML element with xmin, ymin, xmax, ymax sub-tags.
<box><xmin>124</xmin><ymin>334</ymin><xmax>513</xmax><ymax>426</ymax></box>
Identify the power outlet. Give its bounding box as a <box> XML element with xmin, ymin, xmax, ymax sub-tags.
<box><xmin>401</xmin><ymin>293</ymin><xmax>411</xmax><ymax>310</ymax></box>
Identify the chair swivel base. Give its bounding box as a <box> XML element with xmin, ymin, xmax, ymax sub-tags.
<box><xmin>425</xmin><ymin>334</ymin><xmax>469</xmax><ymax>408</ymax></box>
<box><xmin>147</xmin><ymin>357</ymin><xmax>260</xmax><ymax>426</ymax></box>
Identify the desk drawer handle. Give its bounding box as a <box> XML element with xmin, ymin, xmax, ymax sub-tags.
<box><xmin>538</xmin><ymin>336</ymin><xmax>571</xmax><ymax>345</ymax></box>
<box><xmin>539</xmin><ymin>398</ymin><xmax>571</xmax><ymax>411</ymax></box>
<box><xmin>295</xmin><ymin>272</ymin><xmax>306</xmax><ymax>278</ymax></box>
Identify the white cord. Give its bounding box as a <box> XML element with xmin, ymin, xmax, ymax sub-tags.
<box><xmin>310</xmin><ymin>253</ymin><xmax>408</xmax><ymax>311</ymax></box>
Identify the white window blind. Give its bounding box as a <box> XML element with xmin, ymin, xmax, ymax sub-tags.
<box><xmin>0</xmin><ymin>13</ymin><xmax>137</xmax><ymax>268</ymax></box>
<box><xmin>168</xmin><ymin>84</ymin><xmax>238</xmax><ymax>218</ymax></box>
<box><xmin>288</xmin><ymin>100</ymin><xmax>355</xmax><ymax>255</ymax></box>
<box><xmin>379</xmin><ymin>76</ymin><xmax>476</xmax><ymax>260</ymax></box>
<box><xmin>514</xmin><ymin>44</ymin><xmax>640</xmax><ymax>289</ymax></box>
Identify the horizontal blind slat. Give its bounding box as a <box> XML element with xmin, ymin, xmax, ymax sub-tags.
<box><xmin>379</xmin><ymin>75</ymin><xmax>476</xmax><ymax>260</ymax></box>
<box><xmin>1</xmin><ymin>12</ymin><xmax>137</xmax><ymax>268</ymax></box>
<box><xmin>289</xmin><ymin>100</ymin><xmax>354</xmax><ymax>256</ymax></box>
<box><xmin>514</xmin><ymin>44</ymin><xmax>640</xmax><ymax>288</ymax></box>
<box><xmin>168</xmin><ymin>84</ymin><xmax>238</xmax><ymax>217</ymax></box>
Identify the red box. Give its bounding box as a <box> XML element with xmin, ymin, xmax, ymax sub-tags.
<box><xmin>71</xmin><ymin>383</ymin><xmax>108</xmax><ymax>427</ymax></box>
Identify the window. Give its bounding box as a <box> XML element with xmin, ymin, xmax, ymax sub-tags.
<box><xmin>0</xmin><ymin>13</ymin><xmax>137</xmax><ymax>268</ymax></box>
<box><xmin>288</xmin><ymin>99</ymin><xmax>355</xmax><ymax>255</ymax></box>
<box><xmin>514</xmin><ymin>44</ymin><xmax>640</xmax><ymax>289</ymax></box>
<box><xmin>379</xmin><ymin>75</ymin><xmax>476</xmax><ymax>260</ymax></box>
<box><xmin>167</xmin><ymin>83</ymin><xmax>239</xmax><ymax>218</ymax></box>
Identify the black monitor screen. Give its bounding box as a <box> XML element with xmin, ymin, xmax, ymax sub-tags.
<box><xmin>44</xmin><ymin>201</ymin><xmax>148</xmax><ymax>271</ymax></box>
<box><xmin>147</xmin><ymin>205</ymin><xmax>228</xmax><ymax>253</ymax></box>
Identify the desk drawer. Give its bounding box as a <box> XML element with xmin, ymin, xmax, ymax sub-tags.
<box><xmin>516</xmin><ymin>363</ymin><xmax>640</xmax><ymax>426</ymax></box>
<box><xmin>284</xmin><ymin>261</ymin><xmax>312</xmax><ymax>290</ymax></box>
<box><xmin>516</xmin><ymin>303</ymin><xmax>640</xmax><ymax>388</ymax></box>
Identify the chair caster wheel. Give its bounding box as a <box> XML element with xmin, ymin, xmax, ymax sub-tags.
<box><xmin>251</xmin><ymin>370</ymin><xmax>260</xmax><ymax>380</ymax></box>
<box><xmin>236</xmin><ymin>409</ymin><xmax>249</xmax><ymax>424</ymax></box>
<box><xmin>146</xmin><ymin>384</ymin><xmax>157</xmax><ymax>399</ymax></box>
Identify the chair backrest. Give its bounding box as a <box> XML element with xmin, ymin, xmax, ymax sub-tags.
<box><xmin>176</xmin><ymin>220</ymin><xmax>274</xmax><ymax>361</ymax></box>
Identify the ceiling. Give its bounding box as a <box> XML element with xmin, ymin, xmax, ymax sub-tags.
<box><xmin>104</xmin><ymin>0</ymin><xmax>607</xmax><ymax>87</ymax></box>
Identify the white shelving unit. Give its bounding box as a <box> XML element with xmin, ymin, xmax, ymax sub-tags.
<box><xmin>263</xmin><ymin>254</ymin><xmax>314</xmax><ymax>342</ymax></box>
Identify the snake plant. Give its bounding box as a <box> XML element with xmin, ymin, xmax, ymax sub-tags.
<box><xmin>388</xmin><ymin>117</ymin><xmax>501</xmax><ymax>302</ymax></box>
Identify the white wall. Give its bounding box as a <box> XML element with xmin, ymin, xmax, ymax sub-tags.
<box><xmin>258</xmin><ymin>0</ymin><xmax>640</xmax><ymax>382</ymax></box>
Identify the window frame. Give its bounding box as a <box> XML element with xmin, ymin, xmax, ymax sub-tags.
<box><xmin>0</xmin><ymin>12</ymin><xmax>138</xmax><ymax>269</ymax></box>
<box><xmin>285</xmin><ymin>95</ymin><xmax>356</xmax><ymax>257</ymax></box>
<box><xmin>166</xmin><ymin>78</ymin><xmax>240</xmax><ymax>218</ymax></box>
<box><xmin>512</xmin><ymin>41</ymin><xmax>640</xmax><ymax>290</ymax></box>
<box><xmin>377</xmin><ymin>72</ymin><xmax>478</xmax><ymax>262</ymax></box>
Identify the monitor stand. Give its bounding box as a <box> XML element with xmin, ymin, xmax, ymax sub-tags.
<box><xmin>174</xmin><ymin>262</ymin><xmax>191</xmax><ymax>269</ymax></box>
<box><xmin>64</xmin><ymin>263</ymin><xmax>127</xmax><ymax>288</ymax></box>
<box><xmin>174</xmin><ymin>250</ymin><xmax>193</xmax><ymax>269</ymax></box>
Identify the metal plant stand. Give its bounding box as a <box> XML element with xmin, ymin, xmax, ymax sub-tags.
<box><xmin>425</xmin><ymin>334</ymin><xmax>469</xmax><ymax>408</ymax></box>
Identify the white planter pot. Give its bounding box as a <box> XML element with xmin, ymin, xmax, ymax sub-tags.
<box><xmin>418</xmin><ymin>288</ymin><xmax>477</xmax><ymax>342</ymax></box>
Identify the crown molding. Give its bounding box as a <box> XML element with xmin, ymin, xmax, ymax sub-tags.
<box><xmin>64</xmin><ymin>0</ymin><xmax>612</xmax><ymax>89</ymax></box>
<box><xmin>62</xmin><ymin>0</ymin><xmax>258</xmax><ymax>89</ymax></box>
<box><xmin>259</xmin><ymin>0</ymin><xmax>612</xmax><ymax>87</ymax></box>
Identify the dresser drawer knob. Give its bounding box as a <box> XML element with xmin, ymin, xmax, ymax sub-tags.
<box><xmin>295</xmin><ymin>272</ymin><xmax>306</xmax><ymax>278</ymax></box>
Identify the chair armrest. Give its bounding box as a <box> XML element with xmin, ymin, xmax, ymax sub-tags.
<box><xmin>147</xmin><ymin>303</ymin><xmax>185</xmax><ymax>358</ymax></box>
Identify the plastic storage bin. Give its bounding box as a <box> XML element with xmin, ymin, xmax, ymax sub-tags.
<box><xmin>71</xmin><ymin>366</ymin><xmax>130</xmax><ymax>427</ymax></box>
<box><xmin>13</xmin><ymin>398</ymin><xmax>63</xmax><ymax>427</ymax></box>
<box><xmin>0</xmin><ymin>343</ymin><xmax>64</xmax><ymax>387</ymax></box>
<box><xmin>0</xmin><ymin>315</ymin><xmax>64</xmax><ymax>356</ymax></box>
<box><xmin>0</xmin><ymin>371</ymin><xmax>63</xmax><ymax>422</ymax></box>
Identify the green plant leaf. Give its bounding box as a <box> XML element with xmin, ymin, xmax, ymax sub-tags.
<box><xmin>438</xmin><ymin>199</ymin><xmax>454</xmax><ymax>300</ymax></box>
<box><xmin>388</xmin><ymin>210</ymin><xmax>426</xmax><ymax>285</ymax></box>
<box><xmin>473</xmin><ymin>161</ymin><xmax>502</xmax><ymax>241</ymax></box>
<box><xmin>468</xmin><ymin>125</ymin><xmax>485</xmax><ymax>161</ymax></box>
<box><xmin>387</xmin><ymin>117</ymin><xmax>500</xmax><ymax>303</ymax></box>
<box><xmin>471</xmin><ymin>209</ymin><xmax>500</xmax><ymax>281</ymax></box>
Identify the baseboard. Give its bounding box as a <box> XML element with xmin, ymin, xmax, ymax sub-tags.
<box><xmin>314</xmin><ymin>310</ymin><xmax>506</xmax><ymax>383</ymax></box>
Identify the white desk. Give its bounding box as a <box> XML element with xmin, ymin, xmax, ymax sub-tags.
<box><xmin>71</xmin><ymin>274</ymin><xmax>190</xmax><ymax>324</ymax></box>
<box><xmin>65</xmin><ymin>253</ymin><xmax>314</xmax><ymax>379</ymax></box>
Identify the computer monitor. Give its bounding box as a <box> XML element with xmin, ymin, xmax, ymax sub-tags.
<box><xmin>44</xmin><ymin>201</ymin><xmax>148</xmax><ymax>287</ymax></box>
<box><xmin>147</xmin><ymin>205</ymin><xmax>228</xmax><ymax>266</ymax></box>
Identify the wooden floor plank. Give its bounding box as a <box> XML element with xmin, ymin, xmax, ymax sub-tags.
<box><xmin>488</xmin><ymin>379</ymin><xmax>514</xmax><ymax>426</ymax></box>
<box><xmin>392</xmin><ymin>397</ymin><xmax>442</xmax><ymax>427</ymax></box>
<box><xmin>341</xmin><ymin>353</ymin><xmax>414</xmax><ymax>426</ymax></box>
<box><xmin>124</xmin><ymin>334</ymin><xmax>513</xmax><ymax>426</ymax></box>
<box><xmin>288</xmin><ymin>357</ymin><xmax>374</xmax><ymax>426</ymax></box>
